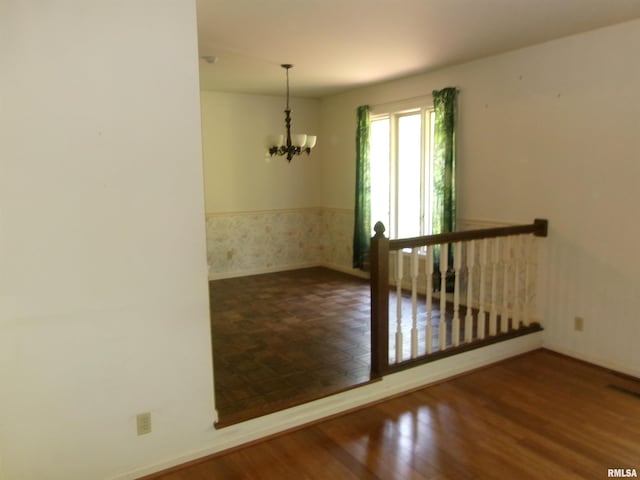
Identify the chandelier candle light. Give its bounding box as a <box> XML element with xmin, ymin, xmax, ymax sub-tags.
<box><xmin>267</xmin><ymin>64</ymin><xmax>317</xmax><ymax>162</ymax></box>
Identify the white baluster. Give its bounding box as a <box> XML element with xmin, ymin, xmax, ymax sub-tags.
<box><xmin>439</xmin><ymin>243</ymin><xmax>448</xmax><ymax>351</ymax></box>
<box><xmin>512</xmin><ymin>235</ymin><xmax>522</xmax><ymax>330</ymax></box>
<box><xmin>465</xmin><ymin>240</ymin><xmax>475</xmax><ymax>343</ymax></box>
<box><xmin>410</xmin><ymin>248</ymin><xmax>419</xmax><ymax>358</ymax></box>
<box><xmin>489</xmin><ymin>237</ymin><xmax>499</xmax><ymax>336</ymax></box>
<box><xmin>452</xmin><ymin>242</ymin><xmax>461</xmax><ymax>347</ymax></box>
<box><xmin>395</xmin><ymin>250</ymin><xmax>403</xmax><ymax>362</ymax></box>
<box><xmin>477</xmin><ymin>238</ymin><xmax>487</xmax><ymax>340</ymax></box>
<box><xmin>522</xmin><ymin>234</ymin><xmax>532</xmax><ymax>326</ymax></box>
<box><xmin>426</xmin><ymin>246</ymin><xmax>434</xmax><ymax>354</ymax></box>
<box><xmin>531</xmin><ymin>234</ymin><xmax>541</xmax><ymax>326</ymax></box>
<box><xmin>501</xmin><ymin>236</ymin><xmax>511</xmax><ymax>333</ymax></box>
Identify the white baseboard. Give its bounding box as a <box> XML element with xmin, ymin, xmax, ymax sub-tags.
<box><xmin>542</xmin><ymin>343</ymin><xmax>640</xmax><ymax>379</ymax></box>
<box><xmin>208</xmin><ymin>262</ymin><xmax>319</xmax><ymax>280</ymax></box>
<box><xmin>114</xmin><ymin>332</ymin><xmax>543</xmax><ymax>479</ymax></box>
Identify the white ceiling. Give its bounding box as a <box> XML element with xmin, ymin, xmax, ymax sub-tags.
<box><xmin>196</xmin><ymin>0</ymin><xmax>640</xmax><ymax>98</ymax></box>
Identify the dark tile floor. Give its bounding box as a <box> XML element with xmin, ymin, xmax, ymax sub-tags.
<box><xmin>209</xmin><ymin>266</ymin><xmax>501</xmax><ymax>425</ymax></box>
<box><xmin>209</xmin><ymin>267</ymin><xmax>374</xmax><ymax>424</ymax></box>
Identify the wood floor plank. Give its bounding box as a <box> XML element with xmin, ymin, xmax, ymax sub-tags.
<box><xmin>146</xmin><ymin>350</ymin><xmax>640</xmax><ymax>479</ymax></box>
<box><xmin>263</xmin><ymin>429</ymin><xmax>372</xmax><ymax>480</ymax></box>
<box><xmin>313</xmin><ymin>406</ymin><xmax>436</xmax><ymax>480</ymax></box>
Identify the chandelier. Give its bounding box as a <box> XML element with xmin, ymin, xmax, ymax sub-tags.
<box><xmin>267</xmin><ymin>64</ymin><xmax>317</xmax><ymax>162</ymax></box>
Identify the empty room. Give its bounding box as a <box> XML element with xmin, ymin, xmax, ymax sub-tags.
<box><xmin>2</xmin><ymin>1</ymin><xmax>640</xmax><ymax>479</ymax></box>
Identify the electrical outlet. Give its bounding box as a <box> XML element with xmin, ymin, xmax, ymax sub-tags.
<box><xmin>574</xmin><ymin>316</ymin><xmax>584</xmax><ymax>332</ymax></box>
<box><xmin>136</xmin><ymin>412</ymin><xmax>152</xmax><ymax>436</ymax></box>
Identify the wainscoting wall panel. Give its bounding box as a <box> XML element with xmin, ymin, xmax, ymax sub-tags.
<box><xmin>205</xmin><ymin>208</ymin><xmax>355</xmax><ymax>279</ymax></box>
<box><xmin>318</xmin><ymin>207</ymin><xmax>354</xmax><ymax>271</ymax></box>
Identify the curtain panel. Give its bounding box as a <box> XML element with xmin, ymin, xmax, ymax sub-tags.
<box><xmin>352</xmin><ymin>105</ymin><xmax>371</xmax><ymax>270</ymax></box>
<box><xmin>432</xmin><ymin>87</ymin><xmax>457</xmax><ymax>235</ymax></box>
<box><xmin>432</xmin><ymin>87</ymin><xmax>457</xmax><ymax>290</ymax></box>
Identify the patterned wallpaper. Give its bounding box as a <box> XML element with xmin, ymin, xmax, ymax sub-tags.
<box><xmin>205</xmin><ymin>208</ymin><xmax>354</xmax><ymax>279</ymax></box>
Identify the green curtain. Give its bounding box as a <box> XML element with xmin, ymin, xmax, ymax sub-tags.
<box><xmin>352</xmin><ymin>105</ymin><xmax>371</xmax><ymax>270</ymax></box>
<box><xmin>432</xmin><ymin>88</ymin><xmax>457</xmax><ymax>289</ymax></box>
<box><xmin>432</xmin><ymin>87</ymin><xmax>457</xmax><ymax>235</ymax></box>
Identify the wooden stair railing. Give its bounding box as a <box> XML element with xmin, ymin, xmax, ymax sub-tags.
<box><xmin>370</xmin><ymin>218</ymin><xmax>548</xmax><ymax>378</ymax></box>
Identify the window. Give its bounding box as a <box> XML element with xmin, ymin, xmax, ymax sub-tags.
<box><xmin>370</xmin><ymin>101</ymin><xmax>436</xmax><ymax>239</ymax></box>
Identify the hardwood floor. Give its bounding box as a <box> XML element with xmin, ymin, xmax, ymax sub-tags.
<box><xmin>146</xmin><ymin>349</ymin><xmax>640</xmax><ymax>479</ymax></box>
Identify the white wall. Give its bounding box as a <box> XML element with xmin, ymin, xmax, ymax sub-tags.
<box><xmin>200</xmin><ymin>91</ymin><xmax>321</xmax><ymax>213</ymax></box>
<box><xmin>320</xmin><ymin>18</ymin><xmax>640</xmax><ymax>376</ymax></box>
<box><xmin>0</xmin><ymin>3</ymin><xmax>215</xmax><ymax>479</ymax></box>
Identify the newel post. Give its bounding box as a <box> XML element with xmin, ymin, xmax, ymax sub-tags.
<box><xmin>533</xmin><ymin>218</ymin><xmax>549</xmax><ymax>237</ymax></box>
<box><xmin>370</xmin><ymin>221</ymin><xmax>390</xmax><ymax>378</ymax></box>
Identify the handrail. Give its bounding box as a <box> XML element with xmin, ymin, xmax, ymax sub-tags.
<box><xmin>375</xmin><ymin>218</ymin><xmax>548</xmax><ymax>251</ymax></box>
<box><xmin>369</xmin><ymin>218</ymin><xmax>548</xmax><ymax>379</ymax></box>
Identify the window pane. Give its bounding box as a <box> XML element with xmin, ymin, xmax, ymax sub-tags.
<box><xmin>370</xmin><ymin>118</ymin><xmax>390</xmax><ymax>234</ymax></box>
<box><xmin>397</xmin><ymin>114</ymin><xmax>421</xmax><ymax>238</ymax></box>
<box><xmin>426</xmin><ymin>110</ymin><xmax>436</xmax><ymax>234</ymax></box>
